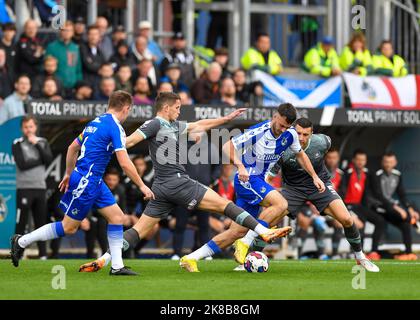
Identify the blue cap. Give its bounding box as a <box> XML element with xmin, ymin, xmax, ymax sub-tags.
<box><xmin>322</xmin><ymin>36</ymin><xmax>334</xmax><ymax>45</ymax></box>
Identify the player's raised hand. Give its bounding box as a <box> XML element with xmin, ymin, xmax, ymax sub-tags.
<box><xmin>225</xmin><ymin>108</ymin><xmax>247</xmax><ymax>121</ymax></box>
<box><xmin>140</xmin><ymin>184</ymin><xmax>155</xmax><ymax>201</ymax></box>
<box><xmin>313</xmin><ymin>176</ymin><xmax>325</xmax><ymax>193</ymax></box>
<box><xmin>59</xmin><ymin>174</ymin><xmax>70</xmax><ymax>193</ymax></box>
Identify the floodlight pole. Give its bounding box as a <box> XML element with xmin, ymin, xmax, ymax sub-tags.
<box><xmin>126</xmin><ymin>0</ymin><xmax>135</xmax><ymax>43</ymax></box>
<box><xmin>183</xmin><ymin>0</ymin><xmax>195</xmax><ymax>49</ymax></box>
<box><xmin>87</xmin><ymin>0</ymin><xmax>97</xmax><ymax>26</ymax></box>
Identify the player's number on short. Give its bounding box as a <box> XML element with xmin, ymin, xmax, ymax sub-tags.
<box><xmin>78</xmin><ymin>136</ymin><xmax>89</xmax><ymax>161</ymax></box>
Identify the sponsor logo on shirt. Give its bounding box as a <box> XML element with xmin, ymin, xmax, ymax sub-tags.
<box><xmin>281</xmin><ymin>137</ymin><xmax>288</xmax><ymax>146</ymax></box>
<box><xmin>256</xmin><ymin>154</ymin><xmax>281</xmax><ymax>161</ymax></box>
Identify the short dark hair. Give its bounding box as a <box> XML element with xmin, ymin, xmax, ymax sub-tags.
<box><xmin>214</xmin><ymin>47</ymin><xmax>229</xmax><ymax>56</ymax></box>
<box><xmin>155</xmin><ymin>92</ymin><xmax>181</xmax><ymax>112</ymax></box>
<box><xmin>277</xmin><ymin>103</ymin><xmax>297</xmax><ymax>124</ymax></box>
<box><xmin>118</xmin><ymin>63</ymin><xmax>131</xmax><ymax>71</ymax></box>
<box><xmin>21</xmin><ymin>115</ymin><xmax>38</xmax><ymax>127</ymax></box>
<box><xmin>139</xmin><ymin>58</ymin><xmax>152</xmax><ymax>65</ymax></box>
<box><xmin>87</xmin><ymin>25</ymin><xmax>99</xmax><ymax>33</ymax></box>
<box><xmin>383</xmin><ymin>151</ymin><xmax>397</xmax><ymax>158</ymax></box>
<box><xmin>108</xmin><ymin>90</ymin><xmax>133</xmax><ymax>111</ymax></box>
<box><xmin>327</xmin><ymin>147</ymin><xmax>339</xmax><ymax>154</ymax></box>
<box><xmin>43</xmin><ymin>76</ymin><xmax>58</xmax><ymax>88</ymax></box>
<box><xmin>105</xmin><ymin>167</ymin><xmax>120</xmax><ymax>177</ymax></box>
<box><xmin>295</xmin><ymin>117</ymin><xmax>313</xmax><ymax>129</ymax></box>
<box><xmin>353</xmin><ymin>148</ymin><xmax>367</xmax><ymax>158</ymax></box>
<box><xmin>100</xmin><ymin>62</ymin><xmax>113</xmax><ymax>69</ymax></box>
<box><xmin>2</xmin><ymin>22</ymin><xmax>16</xmax><ymax>32</ymax></box>
<box><xmin>132</xmin><ymin>154</ymin><xmax>145</xmax><ymax>162</ymax></box>
<box><xmin>380</xmin><ymin>40</ymin><xmax>392</xmax><ymax>47</ymax></box>
<box><xmin>100</xmin><ymin>76</ymin><xmax>115</xmax><ymax>85</ymax></box>
<box><xmin>15</xmin><ymin>74</ymin><xmax>30</xmax><ymax>84</ymax></box>
<box><xmin>232</xmin><ymin>68</ymin><xmax>246</xmax><ymax>77</ymax></box>
<box><xmin>256</xmin><ymin>32</ymin><xmax>269</xmax><ymax>40</ymax></box>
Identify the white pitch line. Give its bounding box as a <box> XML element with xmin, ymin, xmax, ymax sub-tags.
<box><xmin>269</xmin><ymin>260</ymin><xmax>420</xmax><ymax>266</ymax></box>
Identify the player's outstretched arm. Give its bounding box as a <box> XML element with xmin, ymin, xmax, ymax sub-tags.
<box><xmin>187</xmin><ymin>108</ymin><xmax>247</xmax><ymax>133</ymax></box>
<box><xmin>59</xmin><ymin>140</ymin><xmax>81</xmax><ymax>193</ymax></box>
<box><xmin>125</xmin><ymin>131</ymin><xmax>145</xmax><ymax>149</ymax></box>
<box><xmin>115</xmin><ymin>150</ymin><xmax>155</xmax><ymax>200</ymax></box>
<box><xmin>296</xmin><ymin>150</ymin><xmax>326</xmax><ymax>193</ymax></box>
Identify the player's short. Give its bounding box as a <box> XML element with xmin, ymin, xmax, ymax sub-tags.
<box><xmin>281</xmin><ymin>182</ymin><xmax>341</xmax><ymax>219</ymax></box>
<box><xmin>143</xmin><ymin>173</ymin><xmax>208</xmax><ymax>219</ymax></box>
<box><xmin>234</xmin><ymin>174</ymin><xmax>275</xmax><ymax>218</ymax></box>
<box><xmin>58</xmin><ymin>171</ymin><xmax>116</xmax><ymax>221</ymax></box>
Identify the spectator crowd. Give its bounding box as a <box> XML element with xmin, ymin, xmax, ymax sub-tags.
<box><xmin>0</xmin><ymin>14</ymin><xmax>411</xmax><ymax>125</ymax></box>
<box><xmin>0</xmin><ymin>15</ymin><xmax>416</xmax><ymax>261</ymax></box>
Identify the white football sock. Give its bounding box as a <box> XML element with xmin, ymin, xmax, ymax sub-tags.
<box><xmin>241</xmin><ymin>229</ymin><xmax>259</xmax><ymax>246</ymax></box>
<box><xmin>187</xmin><ymin>244</ymin><xmax>214</xmax><ymax>261</ymax></box>
<box><xmin>107</xmin><ymin>225</ymin><xmax>124</xmax><ymax>270</ymax></box>
<box><xmin>355</xmin><ymin>251</ymin><xmax>365</xmax><ymax>260</ymax></box>
<box><xmin>101</xmin><ymin>252</ymin><xmax>111</xmax><ymax>266</ymax></box>
<box><xmin>254</xmin><ymin>224</ymin><xmax>270</xmax><ymax>235</ymax></box>
<box><xmin>18</xmin><ymin>222</ymin><xmax>62</xmax><ymax>248</ymax></box>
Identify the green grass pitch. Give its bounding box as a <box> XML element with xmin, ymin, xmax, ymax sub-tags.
<box><xmin>1</xmin><ymin>259</ymin><xmax>420</xmax><ymax>300</ymax></box>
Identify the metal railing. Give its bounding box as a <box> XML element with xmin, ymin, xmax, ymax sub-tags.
<box><xmin>389</xmin><ymin>0</ymin><xmax>420</xmax><ymax>74</ymax></box>
<box><xmin>11</xmin><ymin>0</ymin><xmax>419</xmax><ymax>73</ymax></box>
<box><xmin>183</xmin><ymin>0</ymin><xmax>332</xmax><ymax>69</ymax></box>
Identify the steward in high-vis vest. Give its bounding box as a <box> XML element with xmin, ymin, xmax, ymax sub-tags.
<box><xmin>372</xmin><ymin>40</ymin><xmax>408</xmax><ymax>77</ymax></box>
<box><xmin>241</xmin><ymin>32</ymin><xmax>283</xmax><ymax>75</ymax></box>
<box><xmin>339</xmin><ymin>32</ymin><xmax>373</xmax><ymax>76</ymax></box>
<box><xmin>302</xmin><ymin>36</ymin><xmax>341</xmax><ymax>77</ymax></box>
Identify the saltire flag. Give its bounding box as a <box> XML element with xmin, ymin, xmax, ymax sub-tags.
<box><xmin>254</xmin><ymin>70</ymin><xmax>342</xmax><ymax>108</ymax></box>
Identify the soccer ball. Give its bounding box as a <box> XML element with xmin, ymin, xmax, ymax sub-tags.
<box><xmin>244</xmin><ymin>251</ymin><xmax>269</xmax><ymax>273</ymax></box>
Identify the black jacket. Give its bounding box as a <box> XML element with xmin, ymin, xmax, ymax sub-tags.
<box><xmin>15</xmin><ymin>35</ymin><xmax>44</xmax><ymax>79</ymax></box>
<box><xmin>160</xmin><ymin>48</ymin><xmax>196</xmax><ymax>88</ymax></box>
<box><xmin>236</xmin><ymin>81</ymin><xmax>263</xmax><ymax>105</ymax></box>
<box><xmin>373</xmin><ymin>168</ymin><xmax>413</xmax><ymax>212</ymax></box>
<box><xmin>79</xmin><ymin>42</ymin><xmax>106</xmax><ymax>83</ymax></box>
<box><xmin>109</xmin><ymin>52</ymin><xmax>136</xmax><ymax>70</ymax></box>
<box><xmin>0</xmin><ymin>67</ymin><xmax>13</xmax><ymax>99</ymax></box>
<box><xmin>0</xmin><ymin>40</ymin><xmax>17</xmax><ymax>81</ymax></box>
<box><xmin>12</xmin><ymin>137</ymin><xmax>53</xmax><ymax>171</ymax></box>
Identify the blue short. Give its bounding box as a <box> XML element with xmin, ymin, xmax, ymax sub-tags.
<box><xmin>234</xmin><ymin>173</ymin><xmax>275</xmax><ymax>218</ymax></box>
<box><xmin>58</xmin><ymin>171</ymin><xmax>116</xmax><ymax>221</ymax></box>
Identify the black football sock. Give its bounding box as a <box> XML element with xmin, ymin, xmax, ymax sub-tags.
<box><xmin>249</xmin><ymin>238</ymin><xmax>267</xmax><ymax>252</ymax></box>
<box><xmin>224</xmin><ymin>202</ymin><xmax>259</xmax><ymax>231</ymax></box>
<box><xmin>107</xmin><ymin>228</ymin><xmax>140</xmax><ymax>254</ymax></box>
<box><xmin>344</xmin><ymin>223</ymin><xmax>362</xmax><ymax>253</ymax></box>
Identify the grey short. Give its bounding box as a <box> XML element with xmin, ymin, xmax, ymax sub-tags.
<box><xmin>280</xmin><ymin>182</ymin><xmax>341</xmax><ymax>219</ymax></box>
<box><xmin>143</xmin><ymin>173</ymin><xmax>208</xmax><ymax>219</ymax></box>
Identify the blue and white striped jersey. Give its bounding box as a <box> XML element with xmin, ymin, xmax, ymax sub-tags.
<box><xmin>74</xmin><ymin>113</ymin><xmax>126</xmax><ymax>180</ymax></box>
<box><xmin>231</xmin><ymin>120</ymin><xmax>301</xmax><ymax>177</ymax></box>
